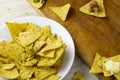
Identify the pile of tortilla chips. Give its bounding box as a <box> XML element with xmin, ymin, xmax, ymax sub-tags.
<box><xmin>90</xmin><ymin>53</ymin><xmax>120</xmax><ymax>80</ymax></box>
<box><xmin>0</xmin><ymin>22</ymin><xmax>66</xmax><ymax>80</ymax></box>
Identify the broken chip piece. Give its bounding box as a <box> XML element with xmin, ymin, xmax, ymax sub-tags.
<box><xmin>49</xmin><ymin>4</ymin><xmax>71</xmax><ymax>21</ymax></box>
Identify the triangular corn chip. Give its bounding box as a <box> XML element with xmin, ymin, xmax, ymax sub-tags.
<box><xmin>72</xmin><ymin>71</ymin><xmax>85</xmax><ymax>80</ymax></box>
<box><xmin>79</xmin><ymin>0</ymin><xmax>106</xmax><ymax>17</ymax></box>
<box><xmin>37</xmin><ymin>46</ymin><xmax>65</xmax><ymax>66</ymax></box>
<box><xmin>89</xmin><ymin>53</ymin><xmax>103</xmax><ymax>73</ymax></box>
<box><xmin>28</xmin><ymin>0</ymin><xmax>45</xmax><ymax>8</ymax></box>
<box><xmin>50</xmin><ymin>4</ymin><xmax>71</xmax><ymax>21</ymax></box>
<box><xmin>6</xmin><ymin>22</ymin><xmax>27</xmax><ymax>40</ymax></box>
<box><xmin>17</xmin><ymin>31</ymin><xmax>41</xmax><ymax>47</ymax></box>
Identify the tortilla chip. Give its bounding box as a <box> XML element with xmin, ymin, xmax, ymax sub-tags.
<box><xmin>114</xmin><ymin>73</ymin><xmax>120</xmax><ymax>80</ymax></box>
<box><xmin>34</xmin><ymin>67</ymin><xmax>56</xmax><ymax>80</ymax></box>
<box><xmin>1</xmin><ymin>62</ymin><xmax>15</xmax><ymax>70</ymax></box>
<box><xmin>72</xmin><ymin>71</ymin><xmax>85</xmax><ymax>80</ymax></box>
<box><xmin>0</xmin><ymin>67</ymin><xmax>19</xmax><ymax>79</ymax></box>
<box><xmin>6</xmin><ymin>22</ymin><xmax>27</xmax><ymax>40</ymax></box>
<box><xmin>29</xmin><ymin>0</ymin><xmax>45</xmax><ymax>8</ymax></box>
<box><xmin>44</xmin><ymin>75</ymin><xmax>61</xmax><ymax>80</ymax></box>
<box><xmin>33</xmin><ymin>40</ymin><xmax>46</xmax><ymax>53</ymax></box>
<box><xmin>38</xmin><ymin>38</ymin><xmax>63</xmax><ymax>53</ymax></box>
<box><xmin>20</xmin><ymin>66</ymin><xmax>34</xmax><ymax>79</ymax></box>
<box><xmin>4</xmin><ymin>42</ymin><xmax>25</xmax><ymax>68</ymax></box>
<box><xmin>37</xmin><ymin>49</ymin><xmax>55</xmax><ymax>58</ymax></box>
<box><xmin>26</xmin><ymin>22</ymin><xmax>41</xmax><ymax>32</ymax></box>
<box><xmin>23</xmin><ymin>59</ymin><xmax>37</xmax><ymax>66</ymax></box>
<box><xmin>79</xmin><ymin>0</ymin><xmax>106</xmax><ymax>17</ymax></box>
<box><xmin>89</xmin><ymin>53</ymin><xmax>103</xmax><ymax>73</ymax></box>
<box><xmin>37</xmin><ymin>46</ymin><xmax>65</xmax><ymax>66</ymax></box>
<box><xmin>50</xmin><ymin>4</ymin><xmax>71</xmax><ymax>21</ymax></box>
<box><xmin>17</xmin><ymin>31</ymin><xmax>41</xmax><ymax>47</ymax></box>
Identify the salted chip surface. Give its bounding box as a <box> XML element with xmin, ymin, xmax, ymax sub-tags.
<box><xmin>29</xmin><ymin>0</ymin><xmax>45</xmax><ymax>8</ymax></box>
<box><xmin>89</xmin><ymin>53</ymin><xmax>103</xmax><ymax>73</ymax></box>
<box><xmin>50</xmin><ymin>4</ymin><xmax>71</xmax><ymax>21</ymax></box>
<box><xmin>34</xmin><ymin>67</ymin><xmax>56</xmax><ymax>80</ymax></box>
<box><xmin>79</xmin><ymin>0</ymin><xmax>106</xmax><ymax>17</ymax></box>
<box><xmin>72</xmin><ymin>71</ymin><xmax>85</xmax><ymax>80</ymax></box>
<box><xmin>0</xmin><ymin>67</ymin><xmax>19</xmax><ymax>79</ymax></box>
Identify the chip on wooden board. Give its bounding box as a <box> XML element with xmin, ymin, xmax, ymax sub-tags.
<box><xmin>79</xmin><ymin>0</ymin><xmax>106</xmax><ymax>17</ymax></box>
<box><xmin>50</xmin><ymin>4</ymin><xmax>71</xmax><ymax>21</ymax></box>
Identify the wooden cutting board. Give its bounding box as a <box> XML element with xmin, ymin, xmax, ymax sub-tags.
<box><xmin>31</xmin><ymin>0</ymin><xmax>120</xmax><ymax>79</ymax></box>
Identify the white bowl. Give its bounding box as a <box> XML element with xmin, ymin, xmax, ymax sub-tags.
<box><xmin>0</xmin><ymin>16</ymin><xmax>75</xmax><ymax>80</ymax></box>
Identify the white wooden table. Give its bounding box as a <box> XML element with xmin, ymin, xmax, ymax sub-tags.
<box><xmin>0</xmin><ymin>0</ymin><xmax>98</xmax><ymax>80</ymax></box>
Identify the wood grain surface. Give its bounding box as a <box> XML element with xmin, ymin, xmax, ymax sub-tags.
<box><xmin>34</xmin><ymin>0</ymin><xmax>120</xmax><ymax>79</ymax></box>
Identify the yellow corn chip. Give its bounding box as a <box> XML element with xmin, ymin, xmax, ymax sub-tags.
<box><xmin>72</xmin><ymin>71</ymin><xmax>85</xmax><ymax>80</ymax></box>
<box><xmin>37</xmin><ymin>49</ymin><xmax>55</xmax><ymax>58</ymax></box>
<box><xmin>29</xmin><ymin>0</ymin><xmax>45</xmax><ymax>8</ymax></box>
<box><xmin>89</xmin><ymin>53</ymin><xmax>103</xmax><ymax>73</ymax></box>
<box><xmin>50</xmin><ymin>4</ymin><xmax>71</xmax><ymax>21</ymax></box>
<box><xmin>33</xmin><ymin>40</ymin><xmax>46</xmax><ymax>53</ymax></box>
<box><xmin>26</xmin><ymin>22</ymin><xmax>41</xmax><ymax>32</ymax></box>
<box><xmin>4</xmin><ymin>42</ymin><xmax>25</xmax><ymax>68</ymax></box>
<box><xmin>17</xmin><ymin>31</ymin><xmax>41</xmax><ymax>47</ymax></box>
<box><xmin>20</xmin><ymin>66</ymin><xmax>34</xmax><ymax>79</ymax></box>
<box><xmin>6</xmin><ymin>22</ymin><xmax>27</xmax><ymax>40</ymax></box>
<box><xmin>37</xmin><ymin>46</ymin><xmax>65</xmax><ymax>66</ymax></box>
<box><xmin>38</xmin><ymin>38</ymin><xmax>63</xmax><ymax>53</ymax></box>
<box><xmin>44</xmin><ymin>75</ymin><xmax>61</xmax><ymax>80</ymax></box>
<box><xmin>34</xmin><ymin>67</ymin><xmax>56</xmax><ymax>80</ymax></box>
<box><xmin>79</xmin><ymin>0</ymin><xmax>106</xmax><ymax>17</ymax></box>
<box><xmin>0</xmin><ymin>67</ymin><xmax>19</xmax><ymax>79</ymax></box>
<box><xmin>23</xmin><ymin>59</ymin><xmax>37</xmax><ymax>66</ymax></box>
<box><xmin>1</xmin><ymin>62</ymin><xmax>15</xmax><ymax>70</ymax></box>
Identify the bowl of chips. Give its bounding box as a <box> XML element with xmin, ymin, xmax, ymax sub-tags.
<box><xmin>0</xmin><ymin>16</ymin><xmax>75</xmax><ymax>80</ymax></box>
